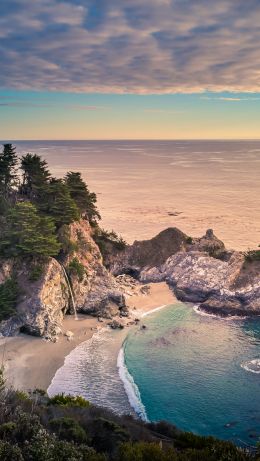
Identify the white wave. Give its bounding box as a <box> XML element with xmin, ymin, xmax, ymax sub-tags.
<box><xmin>47</xmin><ymin>326</ymin><xmax>108</xmax><ymax>397</ymax></box>
<box><xmin>117</xmin><ymin>347</ymin><xmax>148</xmax><ymax>422</ymax></box>
<box><xmin>141</xmin><ymin>304</ymin><xmax>167</xmax><ymax>318</ymax></box>
<box><xmin>241</xmin><ymin>359</ymin><xmax>260</xmax><ymax>374</ymax></box>
<box><xmin>193</xmin><ymin>305</ymin><xmax>247</xmax><ymax>320</ymax></box>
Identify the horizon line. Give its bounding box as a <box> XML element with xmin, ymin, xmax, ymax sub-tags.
<box><xmin>1</xmin><ymin>138</ymin><xmax>260</xmax><ymax>142</ymax></box>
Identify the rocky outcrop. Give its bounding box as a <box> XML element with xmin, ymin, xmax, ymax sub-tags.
<box><xmin>0</xmin><ymin>258</ymin><xmax>69</xmax><ymax>338</ymax></box>
<box><xmin>0</xmin><ymin>219</ymin><xmax>125</xmax><ymax>338</ymax></box>
<box><xmin>110</xmin><ymin>227</ymin><xmax>189</xmax><ymax>276</ymax></box>
<box><xmin>63</xmin><ymin>220</ymin><xmax>125</xmax><ymax>318</ymax></box>
<box><xmin>111</xmin><ymin>228</ymin><xmax>260</xmax><ymax>317</ymax></box>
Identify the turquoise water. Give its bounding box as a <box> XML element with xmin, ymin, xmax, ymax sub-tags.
<box><xmin>124</xmin><ymin>304</ymin><xmax>260</xmax><ymax>446</ymax></box>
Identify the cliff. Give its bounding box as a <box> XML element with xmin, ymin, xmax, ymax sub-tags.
<box><xmin>0</xmin><ymin>223</ymin><xmax>259</xmax><ymax>340</ymax></box>
<box><xmin>110</xmin><ymin>229</ymin><xmax>260</xmax><ymax>316</ymax></box>
<box><xmin>0</xmin><ymin>219</ymin><xmax>125</xmax><ymax>339</ymax></box>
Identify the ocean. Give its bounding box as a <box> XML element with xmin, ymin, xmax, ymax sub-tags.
<box><xmin>48</xmin><ymin>303</ymin><xmax>260</xmax><ymax>446</ymax></box>
<box><xmin>11</xmin><ymin>139</ymin><xmax>260</xmax><ymax>250</ymax></box>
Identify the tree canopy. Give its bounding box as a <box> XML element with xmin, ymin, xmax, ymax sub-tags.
<box><xmin>0</xmin><ymin>144</ymin><xmax>101</xmax><ymax>259</ymax></box>
<box><xmin>1</xmin><ymin>202</ymin><xmax>60</xmax><ymax>257</ymax></box>
<box><xmin>0</xmin><ymin>144</ymin><xmax>18</xmax><ymax>197</ymax></box>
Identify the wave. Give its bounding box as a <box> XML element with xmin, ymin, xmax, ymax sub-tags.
<box><xmin>241</xmin><ymin>359</ymin><xmax>260</xmax><ymax>374</ymax></box>
<box><xmin>141</xmin><ymin>304</ymin><xmax>167</xmax><ymax>318</ymax></box>
<box><xmin>193</xmin><ymin>305</ymin><xmax>247</xmax><ymax>321</ymax></box>
<box><xmin>47</xmin><ymin>327</ymin><xmax>108</xmax><ymax>397</ymax></box>
<box><xmin>117</xmin><ymin>347</ymin><xmax>148</xmax><ymax>422</ymax></box>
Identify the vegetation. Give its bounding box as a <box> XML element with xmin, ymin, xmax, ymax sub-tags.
<box><xmin>0</xmin><ymin>144</ymin><xmax>103</xmax><ymax>320</ymax></box>
<box><xmin>93</xmin><ymin>227</ymin><xmax>127</xmax><ymax>261</ymax></box>
<box><xmin>0</xmin><ymin>370</ymin><xmax>258</xmax><ymax>461</ymax></box>
<box><xmin>67</xmin><ymin>257</ymin><xmax>86</xmax><ymax>281</ymax></box>
<box><xmin>245</xmin><ymin>247</ymin><xmax>260</xmax><ymax>262</ymax></box>
<box><xmin>0</xmin><ymin>278</ymin><xmax>19</xmax><ymax>321</ymax></box>
<box><xmin>0</xmin><ymin>144</ymin><xmax>101</xmax><ymax>260</ymax></box>
<box><xmin>48</xmin><ymin>393</ymin><xmax>90</xmax><ymax>408</ymax></box>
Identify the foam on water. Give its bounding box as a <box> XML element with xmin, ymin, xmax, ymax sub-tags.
<box><xmin>117</xmin><ymin>347</ymin><xmax>148</xmax><ymax>421</ymax></box>
<box><xmin>241</xmin><ymin>358</ymin><xmax>260</xmax><ymax>374</ymax></box>
<box><xmin>193</xmin><ymin>305</ymin><xmax>247</xmax><ymax>321</ymax></box>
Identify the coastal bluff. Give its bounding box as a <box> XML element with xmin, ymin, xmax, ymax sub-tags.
<box><xmin>0</xmin><ymin>219</ymin><xmax>125</xmax><ymax>339</ymax></box>
<box><xmin>109</xmin><ymin>228</ymin><xmax>260</xmax><ymax>317</ymax></box>
<box><xmin>0</xmin><ymin>223</ymin><xmax>259</xmax><ymax>340</ymax></box>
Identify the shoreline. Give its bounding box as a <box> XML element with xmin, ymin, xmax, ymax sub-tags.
<box><xmin>0</xmin><ymin>282</ymin><xmax>177</xmax><ymax>392</ymax></box>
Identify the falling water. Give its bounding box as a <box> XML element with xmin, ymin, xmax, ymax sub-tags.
<box><xmin>61</xmin><ymin>265</ymin><xmax>78</xmax><ymax>320</ymax></box>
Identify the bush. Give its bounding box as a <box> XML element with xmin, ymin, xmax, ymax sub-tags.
<box><xmin>50</xmin><ymin>417</ymin><xmax>88</xmax><ymax>444</ymax></box>
<box><xmin>28</xmin><ymin>264</ymin><xmax>44</xmax><ymax>282</ymax></box>
<box><xmin>67</xmin><ymin>257</ymin><xmax>86</xmax><ymax>281</ymax></box>
<box><xmin>245</xmin><ymin>248</ymin><xmax>260</xmax><ymax>262</ymax></box>
<box><xmin>0</xmin><ymin>278</ymin><xmax>19</xmax><ymax>321</ymax></box>
<box><xmin>186</xmin><ymin>236</ymin><xmax>193</xmax><ymax>244</ymax></box>
<box><xmin>48</xmin><ymin>393</ymin><xmax>90</xmax><ymax>408</ymax></box>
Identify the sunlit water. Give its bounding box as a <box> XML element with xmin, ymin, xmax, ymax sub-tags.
<box><xmin>48</xmin><ymin>304</ymin><xmax>260</xmax><ymax>446</ymax></box>
<box><xmin>11</xmin><ymin>139</ymin><xmax>260</xmax><ymax>250</ymax></box>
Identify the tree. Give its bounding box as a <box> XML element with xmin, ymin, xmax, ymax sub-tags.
<box><xmin>1</xmin><ymin>202</ymin><xmax>60</xmax><ymax>257</ymax></box>
<box><xmin>20</xmin><ymin>153</ymin><xmax>50</xmax><ymax>202</ymax></box>
<box><xmin>65</xmin><ymin>172</ymin><xmax>100</xmax><ymax>224</ymax></box>
<box><xmin>44</xmin><ymin>179</ymin><xmax>80</xmax><ymax>228</ymax></box>
<box><xmin>0</xmin><ymin>144</ymin><xmax>18</xmax><ymax>198</ymax></box>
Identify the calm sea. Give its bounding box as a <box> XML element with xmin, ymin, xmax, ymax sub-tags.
<box><xmin>8</xmin><ymin>139</ymin><xmax>260</xmax><ymax>250</ymax></box>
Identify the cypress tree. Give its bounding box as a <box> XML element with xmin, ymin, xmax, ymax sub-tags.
<box><xmin>65</xmin><ymin>171</ymin><xmax>100</xmax><ymax>223</ymax></box>
<box><xmin>0</xmin><ymin>144</ymin><xmax>18</xmax><ymax>197</ymax></box>
<box><xmin>1</xmin><ymin>202</ymin><xmax>60</xmax><ymax>257</ymax></box>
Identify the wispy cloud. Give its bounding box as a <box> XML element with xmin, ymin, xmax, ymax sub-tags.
<box><xmin>201</xmin><ymin>96</ymin><xmax>260</xmax><ymax>101</ymax></box>
<box><xmin>0</xmin><ymin>99</ymin><xmax>106</xmax><ymax>110</ymax></box>
<box><xmin>0</xmin><ymin>1</ymin><xmax>260</xmax><ymax>94</ymax></box>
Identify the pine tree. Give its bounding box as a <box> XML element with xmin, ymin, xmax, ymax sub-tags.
<box><xmin>65</xmin><ymin>171</ymin><xmax>101</xmax><ymax>223</ymax></box>
<box><xmin>20</xmin><ymin>153</ymin><xmax>50</xmax><ymax>202</ymax></box>
<box><xmin>45</xmin><ymin>179</ymin><xmax>80</xmax><ymax>227</ymax></box>
<box><xmin>0</xmin><ymin>144</ymin><xmax>18</xmax><ymax>198</ymax></box>
<box><xmin>1</xmin><ymin>202</ymin><xmax>60</xmax><ymax>257</ymax></box>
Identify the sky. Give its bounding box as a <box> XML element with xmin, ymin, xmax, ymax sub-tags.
<box><xmin>0</xmin><ymin>0</ymin><xmax>260</xmax><ymax>140</ymax></box>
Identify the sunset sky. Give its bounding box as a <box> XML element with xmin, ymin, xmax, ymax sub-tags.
<box><xmin>1</xmin><ymin>0</ymin><xmax>260</xmax><ymax>140</ymax></box>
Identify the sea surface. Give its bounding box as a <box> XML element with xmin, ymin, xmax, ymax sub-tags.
<box><xmin>48</xmin><ymin>304</ymin><xmax>260</xmax><ymax>446</ymax></box>
<box><xmin>10</xmin><ymin>139</ymin><xmax>260</xmax><ymax>250</ymax></box>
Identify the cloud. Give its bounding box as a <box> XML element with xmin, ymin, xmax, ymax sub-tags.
<box><xmin>0</xmin><ymin>99</ymin><xmax>105</xmax><ymax>110</ymax></box>
<box><xmin>201</xmin><ymin>96</ymin><xmax>260</xmax><ymax>101</ymax></box>
<box><xmin>0</xmin><ymin>0</ymin><xmax>260</xmax><ymax>94</ymax></box>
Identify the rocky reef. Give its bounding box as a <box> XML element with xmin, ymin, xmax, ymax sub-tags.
<box><xmin>110</xmin><ymin>228</ymin><xmax>260</xmax><ymax>317</ymax></box>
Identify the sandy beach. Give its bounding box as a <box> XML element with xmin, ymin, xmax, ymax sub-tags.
<box><xmin>0</xmin><ymin>282</ymin><xmax>177</xmax><ymax>392</ymax></box>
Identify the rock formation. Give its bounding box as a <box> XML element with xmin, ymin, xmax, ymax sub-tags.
<box><xmin>110</xmin><ymin>229</ymin><xmax>260</xmax><ymax>317</ymax></box>
<box><xmin>0</xmin><ymin>219</ymin><xmax>125</xmax><ymax>339</ymax></box>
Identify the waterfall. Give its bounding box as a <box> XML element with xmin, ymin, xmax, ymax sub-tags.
<box><xmin>61</xmin><ymin>265</ymin><xmax>78</xmax><ymax>320</ymax></box>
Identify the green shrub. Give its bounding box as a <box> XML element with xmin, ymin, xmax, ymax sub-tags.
<box><xmin>245</xmin><ymin>248</ymin><xmax>260</xmax><ymax>262</ymax></box>
<box><xmin>186</xmin><ymin>236</ymin><xmax>193</xmax><ymax>244</ymax></box>
<box><xmin>28</xmin><ymin>265</ymin><xmax>44</xmax><ymax>282</ymax></box>
<box><xmin>57</xmin><ymin>224</ymin><xmax>79</xmax><ymax>255</ymax></box>
<box><xmin>48</xmin><ymin>393</ymin><xmax>90</xmax><ymax>408</ymax></box>
<box><xmin>0</xmin><ymin>278</ymin><xmax>19</xmax><ymax>321</ymax></box>
<box><xmin>67</xmin><ymin>257</ymin><xmax>86</xmax><ymax>281</ymax></box>
<box><xmin>50</xmin><ymin>417</ymin><xmax>88</xmax><ymax>444</ymax></box>
<box><xmin>116</xmin><ymin>442</ymin><xmax>177</xmax><ymax>461</ymax></box>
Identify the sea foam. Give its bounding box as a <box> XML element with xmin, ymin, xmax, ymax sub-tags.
<box><xmin>241</xmin><ymin>359</ymin><xmax>260</xmax><ymax>374</ymax></box>
<box><xmin>193</xmin><ymin>305</ymin><xmax>246</xmax><ymax>321</ymax></box>
<box><xmin>117</xmin><ymin>347</ymin><xmax>148</xmax><ymax>422</ymax></box>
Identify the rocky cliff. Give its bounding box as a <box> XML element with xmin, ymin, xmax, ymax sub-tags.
<box><xmin>0</xmin><ymin>219</ymin><xmax>125</xmax><ymax>339</ymax></box>
<box><xmin>110</xmin><ymin>228</ymin><xmax>260</xmax><ymax>317</ymax></box>
<box><xmin>0</xmin><ymin>224</ymin><xmax>259</xmax><ymax>339</ymax></box>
